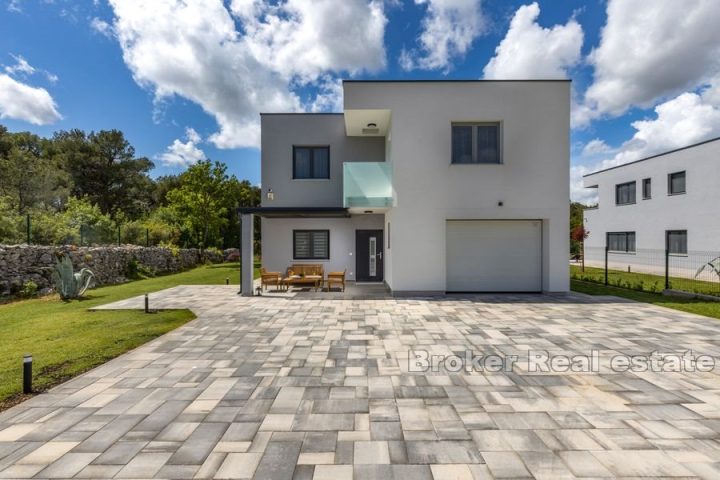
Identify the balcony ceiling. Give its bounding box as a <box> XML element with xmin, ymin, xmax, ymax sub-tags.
<box><xmin>344</xmin><ymin>109</ymin><xmax>391</xmax><ymax>137</ymax></box>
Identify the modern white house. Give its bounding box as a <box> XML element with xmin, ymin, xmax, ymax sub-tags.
<box><xmin>582</xmin><ymin>136</ymin><xmax>720</xmax><ymax>276</ymax></box>
<box><xmin>239</xmin><ymin>80</ymin><xmax>570</xmax><ymax>296</ymax></box>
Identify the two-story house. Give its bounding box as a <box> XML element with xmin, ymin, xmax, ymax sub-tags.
<box><xmin>239</xmin><ymin>80</ymin><xmax>570</xmax><ymax>296</ymax></box>
<box><xmin>582</xmin><ymin>136</ymin><xmax>720</xmax><ymax>274</ymax></box>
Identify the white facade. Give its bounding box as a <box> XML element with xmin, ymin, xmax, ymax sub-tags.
<box><xmin>247</xmin><ymin>80</ymin><xmax>570</xmax><ymax>295</ymax></box>
<box><xmin>583</xmin><ymin>137</ymin><xmax>720</xmax><ymax>274</ymax></box>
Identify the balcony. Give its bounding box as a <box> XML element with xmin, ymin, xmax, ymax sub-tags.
<box><xmin>343</xmin><ymin>162</ymin><xmax>393</xmax><ymax>209</ymax></box>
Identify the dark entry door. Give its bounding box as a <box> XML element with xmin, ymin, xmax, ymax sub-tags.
<box><xmin>356</xmin><ymin>230</ymin><xmax>384</xmax><ymax>282</ymax></box>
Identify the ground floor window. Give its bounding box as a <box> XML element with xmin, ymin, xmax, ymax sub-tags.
<box><xmin>666</xmin><ymin>230</ymin><xmax>687</xmax><ymax>255</ymax></box>
<box><xmin>607</xmin><ymin>231</ymin><xmax>636</xmax><ymax>252</ymax></box>
<box><xmin>293</xmin><ymin>230</ymin><xmax>329</xmax><ymax>259</ymax></box>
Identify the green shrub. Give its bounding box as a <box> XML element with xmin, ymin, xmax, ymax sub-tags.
<box><xmin>18</xmin><ymin>280</ymin><xmax>38</xmax><ymax>298</ymax></box>
<box><xmin>125</xmin><ymin>258</ymin><xmax>156</xmax><ymax>280</ymax></box>
<box><xmin>159</xmin><ymin>241</ymin><xmax>180</xmax><ymax>258</ymax></box>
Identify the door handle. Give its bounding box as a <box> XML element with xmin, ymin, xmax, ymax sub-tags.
<box><xmin>377</xmin><ymin>252</ymin><xmax>382</xmax><ymax>260</ymax></box>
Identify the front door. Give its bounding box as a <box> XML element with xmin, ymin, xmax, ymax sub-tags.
<box><xmin>356</xmin><ymin>230</ymin><xmax>384</xmax><ymax>282</ymax></box>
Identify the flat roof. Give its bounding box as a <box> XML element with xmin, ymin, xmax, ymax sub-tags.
<box><xmin>583</xmin><ymin>136</ymin><xmax>720</xmax><ymax>177</ymax></box>
<box><xmin>343</xmin><ymin>79</ymin><xmax>571</xmax><ymax>83</ymax></box>
<box><xmin>259</xmin><ymin>112</ymin><xmax>342</xmax><ymax>116</ymax></box>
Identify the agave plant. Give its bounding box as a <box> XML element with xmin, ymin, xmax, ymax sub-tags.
<box><xmin>695</xmin><ymin>256</ymin><xmax>720</xmax><ymax>280</ymax></box>
<box><xmin>52</xmin><ymin>254</ymin><xmax>96</xmax><ymax>300</ymax></box>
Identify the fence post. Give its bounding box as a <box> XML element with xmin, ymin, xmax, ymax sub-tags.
<box><xmin>604</xmin><ymin>245</ymin><xmax>609</xmax><ymax>286</ymax></box>
<box><xmin>146</xmin><ymin>228</ymin><xmax>150</xmax><ymax>247</ymax></box>
<box><xmin>665</xmin><ymin>249</ymin><xmax>670</xmax><ymax>290</ymax></box>
<box><xmin>117</xmin><ymin>225</ymin><xmax>121</xmax><ymax>246</ymax></box>
<box><xmin>26</xmin><ymin>214</ymin><xmax>31</xmax><ymax>244</ymax></box>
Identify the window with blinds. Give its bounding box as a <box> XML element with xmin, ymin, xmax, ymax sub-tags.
<box><xmin>293</xmin><ymin>230</ymin><xmax>330</xmax><ymax>260</ymax></box>
<box><xmin>607</xmin><ymin>232</ymin><xmax>636</xmax><ymax>252</ymax></box>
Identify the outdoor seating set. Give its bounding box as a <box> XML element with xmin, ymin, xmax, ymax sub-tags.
<box><xmin>260</xmin><ymin>264</ymin><xmax>346</xmax><ymax>292</ymax></box>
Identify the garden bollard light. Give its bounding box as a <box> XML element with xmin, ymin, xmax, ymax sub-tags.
<box><xmin>226</xmin><ymin>277</ymin><xmax>229</xmax><ymax>286</ymax></box>
<box><xmin>144</xmin><ymin>294</ymin><xmax>149</xmax><ymax>313</ymax></box>
<box><xmin>23</xmin><ymin>354</ymin><xmax>32</xmax><ymax>394</ymax></box>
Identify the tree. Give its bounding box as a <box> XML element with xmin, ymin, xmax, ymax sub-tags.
<box><xmin>53</xmin><ymin>129</ymin><xmax>154</xmax><ymax>218</ymax></box>
<box><xmin>0</xmin><ymin>131</ymin><xmax>64</xmax><ymax>214</ymax></box>
<box><xmin>220</xmin><ymin>177</ymin><xmax>261</xmax><ymax>250</ymax></box>
<box><xmin>166</xmin><ymin>160</ymin><xmax>229</xmax><ymax>249</ymax></box>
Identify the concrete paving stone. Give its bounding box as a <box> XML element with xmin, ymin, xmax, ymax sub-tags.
<box><xmin>114</xmin><ymin>451</ymin><xmax>172</xmax><ymax>478</ymax></box>
<box><xmin>254</xmin><ymin>440</ymin><xmax>302</xmax><ymax>480</ymax></box>
<box><xmin>166</xmin><ymin>423</ymin><xmax>228</xmax><ymax>465</ymax></box>
<box><xmin>36</xmin><ymin>452</ymin><xmax>99</xmax><ymax>478</ymax></box>
<box><xmin>90</xmin><ymin>440</ymin><xmax>147</xmax><ymax>465</ymax></box>
<box><xmin>0</xmin><ymin>287</ymin><xmax>719</xmax><ymax>477</ymax></box>
<box><xmin>214</xmin><ymin>452</ymin><xmax>262</xmax><ymax>479</ymax></box>
<box><xmin>405</xmin><ymin>441</ymin><xmax>483</xmax><ymax>464</ymax></box>
<box><xmin>481</xmin><ymin>451</ymin><xmax>531</xmax><ymax>478</ymax></box>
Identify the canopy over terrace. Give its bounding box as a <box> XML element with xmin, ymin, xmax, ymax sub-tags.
<box><xmin>236</xmin><ymin>207</ymin><xmax>350</xmax><ymax>296</ymax></box>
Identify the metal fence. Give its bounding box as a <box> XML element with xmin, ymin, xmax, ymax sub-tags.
<box><xmin>572</xmin><ymin>246</ymin><xmax>720</xmax><ymax>298</ymax></box>
<box><xmin>2</xmin><ymin>214</ymin><xmax>175</xmax><ymax>247</ymax></box>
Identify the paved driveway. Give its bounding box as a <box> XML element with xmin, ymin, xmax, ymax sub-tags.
<box><xmin>1</xmin><ymin>287</ymin><xmax>720</xmax><ymax>479</ymax></box>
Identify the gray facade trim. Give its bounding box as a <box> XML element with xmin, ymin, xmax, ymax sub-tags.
<box><xmin>343</xmin><ymin>79</ymin><xmax>572</xmax><ymax>83</ymax></box>
<box><xmin>237</xmin><ymin>207</ymin><xmax>350</xmax><ymax>218</ymax></box>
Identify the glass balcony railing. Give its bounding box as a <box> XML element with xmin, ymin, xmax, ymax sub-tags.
<box><xmin>343</xmin><ymin>162</ymin><xmax>393</xmax><ymax>208</ymax></box>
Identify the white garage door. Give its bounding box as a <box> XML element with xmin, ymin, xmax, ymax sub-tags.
<box><xmin>446</xmin><ymin>220</ymin><xmax>542</xmax><ymax>292</ymax></box>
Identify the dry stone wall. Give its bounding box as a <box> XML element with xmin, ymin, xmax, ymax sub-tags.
<box><xmin>0</xmin><ymin>244</ymin><xmax>223</xmax><ymax>296</ymax></box>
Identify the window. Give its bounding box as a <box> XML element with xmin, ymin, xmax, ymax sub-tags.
<box><xmin>293</xmin><ymin>230</ymin><xmax>329</xmax><ymax>259</ymax></box>
<box><xmin>451</xmin><ymin>123</ymin><xmax>501</xmax><ymax>164</ymax></box>
<box><xmin>607</xmin><ymin>232</ymin><xmax>636</xmax><ymax>253</ymax></box>
<box><xmin>668</xmin><ymin>171</ymin><xmax>686</xmax><ymax>195</ymax></box>
<box><xmin>293</xmin><ymin>146</ymin><xmax>330</xmax><ymax>179</ymax></box>
<box><xmin>666</xmin><ymin>230</ymin><xmax>687</xmax><ymax>255</ymax></box>
<box><xmin>642</xmin><ymin>178</ymin><xmax>651</xmax><ymax>199</ymax></box>
<box><xmin>615</xmin><ymin>181</ymin><xmax>636</xmax><ymax>205</ymax></box>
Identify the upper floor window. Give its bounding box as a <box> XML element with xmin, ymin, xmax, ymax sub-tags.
<box><xmin>607</xmin><ymin>232</ymin><xmax>636</xmax><ymax>253</ymax></box>
<box><xmin>451</xmin><ymin>123</ymin><xmax>501</xmax><ymax>164</ymax></box>
<box><xmin>615</xmin><ymin>181</ymin><xmax>636</xmax><ymax>205</ymax></box>
<box><xmin>668</xmin><ymin>171</ymin><xmax>686</xmax><ymax>195</ymax></box>
<box><xmin>293</xmin><ymin>146</ymin><xmax>329</xmax><ymax>179</ymax></box>
<box><xmin>666</xmin><ymin>230</ymin><xmax>687</xmax><ymax>255</ymax></box>
<box><xmin>642</xmin><ymin>178</ymin><xmax>651</xmax><ymax>199</ymax></box>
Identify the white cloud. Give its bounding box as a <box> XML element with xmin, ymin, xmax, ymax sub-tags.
<box><xmin>309</xmin><ymin>76</ymin><xmax>344</xmax><ymax>113</ymax></box>
<box><xmin>0</xmin><ymin>73</ymin><xmax>62</xmax><ymax>124</ymax></box>
<box><xmin>580</xmin><ymin>0</ymin><xmax>720</xmax><ymax>123</ymax></box>
<box><xmin>157</xmin><ymin>127</ymin><xmax>206</xmax><ymax>167</ymax></box>
<box><xmin>7</xmin><ymin>0</ymin><xmax>22</xmax><ymax>13</ymax></box>
<box><xmin>572</xmin><ymin>82</ymin><xmax>720</xmax><ymax>202</ymax></box>
<box><xmin>232</xmin><ymin>0</ymin><xmax>387</xmax><ymax>82</ymax></box>
<box><xmin>90</xmin><ymin>17</ymin><xmax>113</xmax><ymax>38</ymax></box>
<box><xmin>4</xmin><ymin>54</ymin><xmax>58</xmax><ymax>83</ymax></box>
<box><xmin>108</xmin><ymin>0</ymin><xmax>387</xmax><ymax>149</ymax></box>
<box><xmin>4</xmin><ymin>54</ymin><xmax>35</xmax><ymax>76</ymax></box>
<box><xmin>483</xmin><ymin>2</ymin><xmax>582</xmax><ymax>80</ymax></box>
<box><xmin>581</xmin><ymin>138</ymin><xmax>612</xmax><ymax>157</ymax></box>
<box><xmin>400</xmin><ymin>0</ymin><xmax>485</xmax><ymax>72</ymax></box>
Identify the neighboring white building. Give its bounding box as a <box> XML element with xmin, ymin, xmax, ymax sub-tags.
<box><xmin>240</xmin><ymin>80</ymin><xmax>570</xmax><ymax>295</ymax></box>
<box><xmin>583</xmin><ymin>137</ymin><xmax>720</xmax><ymax>276</ymax></box>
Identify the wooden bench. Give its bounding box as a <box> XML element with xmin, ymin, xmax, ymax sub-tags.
<box><xmin>284</xmin><ymin>264</ymin><xmax>324</xmax><ymax>291</ymax></box>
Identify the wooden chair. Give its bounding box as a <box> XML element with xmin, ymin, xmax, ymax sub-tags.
<box><xmin>260</xmin><ymin>267</ymin><xmax>282</xmax><ymax>291</ymax></box>
<box><xmin>326</xmin><ymin>269</ymin><xmax>346</xmax><ymax>292</ymax></box>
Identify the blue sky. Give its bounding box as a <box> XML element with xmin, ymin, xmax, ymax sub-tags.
<box><xmin>1</xmin><ymin>0</ymin><xmax>719</xmax><ymax>204</ymax></box>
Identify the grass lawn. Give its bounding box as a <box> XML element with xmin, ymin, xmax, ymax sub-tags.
<box><xmin>0</xmin><ymin>261</ymin><xmax>257</xmax><ymax>410</ymax></box>
<box><xmin>571</xmin><ymin>279</ymin><xmax>720</xmax><ymax>320</ymax></box>
<box><xmin>570</xmin><ymin>264</ymin><xmax>720</xmax><ymax>297</ymax></box>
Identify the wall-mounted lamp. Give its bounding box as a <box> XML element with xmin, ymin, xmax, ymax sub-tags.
<box><xmin>267</xmin><ymin>188</ymin><xmax>275</xmax><ymax>201</ymax></box>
